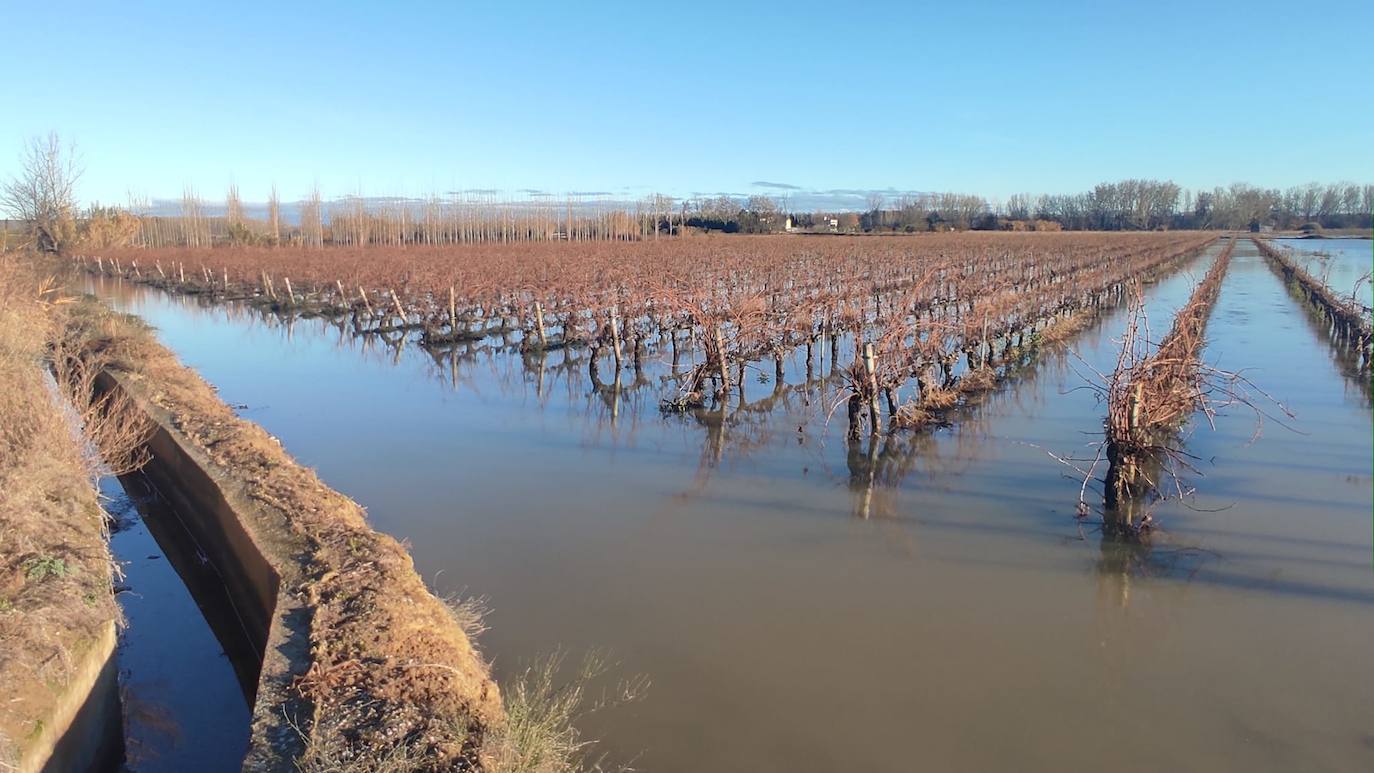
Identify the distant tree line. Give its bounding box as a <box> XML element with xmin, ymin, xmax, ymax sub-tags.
<box><xmin>72</xmin><ymin>178</ymin><xmax>1374</xmax><ymax>251</ymax></box>
<box><xmin>675</xmin><ymin>180</ymin><xmax>1371</xmax><ymax>236</ymax></box>
<box><xmin>1027</xmin><ymin>180</ymin><xmax>1373</xmax><ymax>231</ymax></box>
<box><xmin>682</xmin><ymin>195</ymin><xmax>786</xmax><ymax>233</ymax></box>
<box><xmin>3</xmin><ymin>134</ymin><xmax>1369</xmax><ymax>253</ymax></box>
<box><xmin>827</xmin><ymin>180</ymin><xmax>1373</xmax><ymax>235</ymax></box>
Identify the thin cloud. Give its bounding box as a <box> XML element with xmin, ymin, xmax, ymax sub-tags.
<box><xmin>750</xmin><ymin>180</ymin><xmax>802</xmax><ymax>190</ymax></box>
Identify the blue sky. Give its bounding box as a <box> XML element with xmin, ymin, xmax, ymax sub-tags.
<box><xmin>2</xmin><ymin>0</ymin><xmax>1370</xmax><ymax>206</ymax></box>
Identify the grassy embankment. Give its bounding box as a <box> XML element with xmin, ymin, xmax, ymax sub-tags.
<box><xmin>3</xmin><ymin>250</ymin><xmax>629</xmax><ymax>771</ymax></box>
<box><xmin>86</xmin><ymin>289</ymin><xmax>637</xmax><ymax>771</ymax></box>
<box><xmin>0</xmin><ymin>253</ymin><xmax>136</xmax><ymax>769</ymax></box>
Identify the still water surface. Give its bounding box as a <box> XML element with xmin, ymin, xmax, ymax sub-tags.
<box><xmin>91</xmin><ymin>240</ymin><xmax>1373</xmax><ymax>771</ymax></box>
<box><xmin>1273</xmin><ymin>236</ymin><xmax>1372</xmax><ymax>305</ymax></box>
<box><xmin>104</xmin><ymin>477</ymin><xmax>248</xmax><ymax>773</ymax></box>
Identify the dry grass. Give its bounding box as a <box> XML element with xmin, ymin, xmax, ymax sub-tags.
<box><xmin>1038</xmin><ymin>301</ymin><xmax>1112</xmax><ymax>348</ymax></box>
<box><xmin>45</xmin><ymin>284</ymin><xmax>642</xmax><ymax>771</ymax></box>
<box><xmin>891</xmin><ymin>402</ymin><xmax>934</xmax><ymax>429</ymax></box>
<box><xmin>291</xmin><ymin>591</ymin><xmax>644</xmax><ymax>773</ymax></box>
<box><xmin>444</xmin><ymin>594</ymin><xmax>492</xmax><ymax>642</ymax></box>
<box><xmin>920</xmin><ymin>385</ymin><xmax>961</xmax><ymax>410</ymax></box>
<box><xmin>0</xmin><ymin>254</ymin><xmax>640</xmax><ymax>770</ymax></box>
<box><xmin>958</xmin><ymin>366</ymin><xmax>998</xmax><ymax>393</ymax></box>
<box><xmin>485</xmin><ymin>651</ymin><xmax>648</xmax><ymax>773</ymax></box>
<box><xmin>82</xmin><ymin>302</ymin><xmax>630</xmax><ymax>771</ymax></box>
<box><xmin>60</xmin><ymin>303</ymin><xmax>503</xmax><ymax>768</ymax></box>
<box><xmin>0</xmin><ymin>253</ymin><xmax>125</xmax><ymax>764</ymax></box>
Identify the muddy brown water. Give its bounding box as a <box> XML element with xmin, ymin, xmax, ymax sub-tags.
<box><xmin>90</xmin><ymin>240</ymin><xmax>1373</xmax><ymax>772</ymax></box>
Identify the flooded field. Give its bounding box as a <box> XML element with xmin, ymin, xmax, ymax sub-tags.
<box><xmin>1273</xmin><ymin>237</ymin><xmax>1372</xmax><ymax>302</ymax></box>
<box><xmin>90</xmin><ymin>240</ymin><xmax>1373</xmax><ymax>771</ymax></box>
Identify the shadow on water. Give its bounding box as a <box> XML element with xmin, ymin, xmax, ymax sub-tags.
<box><xmin>102</xmin><ymin>477</ymin><xmax>249</xmax><ymax>772</ymax></box>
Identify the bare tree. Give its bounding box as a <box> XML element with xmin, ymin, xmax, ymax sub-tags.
<box><xmin>301</xmin><ymin>185</ymin><xmax>324</xmax><ymax>247</ymax></box>
<box><xmin>268</xmin><ymin>184</ymin><xmax>281</xmax><ymax>246</ymax></box>
<box><xmin>180</xmin><ymin>186</ymin><xmax>207</xmax><ymax>247</ymax></box>
<box><xmin>226</xmin><ymin>183</ymin><xmax>244</xmax><ymax>227</ymax></box>
<box><xmin>1</xmin><ymin>132</ymin><xmax>83</xmax><ymax>252</ymax></box>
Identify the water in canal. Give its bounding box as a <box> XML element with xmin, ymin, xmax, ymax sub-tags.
<box><xmin>91</xmin><ymin>239</ymin><xmax>1373</xmax><ymax>772</ymax></box>
<box><xmin>104</xmin><ymin>475</ymin><xmax>249</xmax><ymax>772</ymax></box>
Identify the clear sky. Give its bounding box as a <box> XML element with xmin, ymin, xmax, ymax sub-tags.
<box><xmin>2</xmin><ymin>0</ymin><xmax>1370</xmax><ymax>206</ymax></box>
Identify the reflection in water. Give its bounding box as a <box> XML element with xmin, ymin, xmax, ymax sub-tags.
<box><xmin>104</xmin><ymin>478</ymin><xmax>248</xmax><ymax>772</ymax></box>
<box><xmin>1270</xmin><ymin>238</ymin><xmax>1372</xmax><ymax>403</ymax></box>
<box><xmin>1094</xmin><ymin>527</ymin><xmax>1218</xmax><ymax>610</ymax></box>
<box><xmin>1279</xmin><ymin>270</ymin><xmax>1373</xmax><ymax>405</ymax></box>
<box><xmin>81</xmin><ymin>252</ymin><xmax>1374</xmax><ymax>773</ymax></box>
<box><xmin>138</xmin><ymin>282</ymin><xmax>977</xmax><ymax>518</ymax></box>
<box><xmin>87</xmin><ymin>267</ymin><xmax>1207</xmax><ymax>555</ymax></box>
<box><xmin>844</xmin><ymin>429</ymin><xmax>973</xmax><ymax>520</ymax></box>
<box><xmin>1272</xmin><ymin>238</ymin><xmax>1374</xmax><ymax>305</ymax></box>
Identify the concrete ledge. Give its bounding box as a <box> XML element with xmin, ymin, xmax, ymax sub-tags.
<box><xmin>17</xmin><ymin>620</ymin><xmax>121</xmax><ymax>773</ymax></box>
<box><xmin>95</xmin><ymin>369</ymin><xmax>310</xmax><ymax>767</ymax></box>
<box><xmin>85</xmin><ymin>310</ymin><xmax>502</xmax><ymax>770</ymax></box>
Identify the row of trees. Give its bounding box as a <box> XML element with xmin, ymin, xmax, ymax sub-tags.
<box><xmin>1029</xmin><ymin>181</ymin><xmax>1373</xmax><ymax>231</ymax></box>
<box><xmin>127</xmin><ymin>188</ymin><xmax>688</xmax><ymax>249</ymax></box>
<box><xmin>852</xmin><ymin>180</ymin><xmax>1373</xmax><ymax>235</ymax></box>
<box><xmin>682</xmin><ymin>181</ymin><xmax>1371</xmax><ymax>236</ymax></box>
<box><xmin>2</xmin><ymin>134</ymin><xmax>1369</xmax><ymax>253</ymax></box>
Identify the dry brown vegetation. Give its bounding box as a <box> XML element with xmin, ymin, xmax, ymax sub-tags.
<box><xmin>69</xmin><ymin>304</ymin><xmax>503</xmax><ymax>768</ymax></box>
<box><xmin>0</xmin><ymin>253</ymin><xmax>146</xmax><ymax>766</ymax></box>
<box><xmin>0</xmin><ymin>246</ymin><xmax>638</xmax><ymax>769</ymax></box>
<box><xmin>87</xmin><ymin>231</ymin><xmax>1216</xmax><ymax>435</ymax></box>
<box><xmin>71</xmin><ymin>297</ymin><xmax>634</xmax><ymax>771</ymax></box>
<box><xmin>1100</xmin><ymin>240</ymin><xmax>1237</xmax><ymax>532</ymax></box>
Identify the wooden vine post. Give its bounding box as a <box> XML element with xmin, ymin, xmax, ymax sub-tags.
<box><xmin>1129</xmin><ymin>382</ymin><xmax>1143</xmax><ymax>434</ymax></box>
<box><xmin>863</xmin><ymin>342</ymin><xmax>880</xmax><ymax>435</ymax></box>
<box><xmin>714</xmin><ymin>325</ymin><xmax>730</xmax><ymax>396</ymax></box>
<box><xmin>609</xmin><ymin>309</ymin><xmax>623</xmax><ymax>369</ymax></box>
<box><xmin>533</xmin><ymin>300</ymin><xmax>548</xmax><ymax>348</ymax></box>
